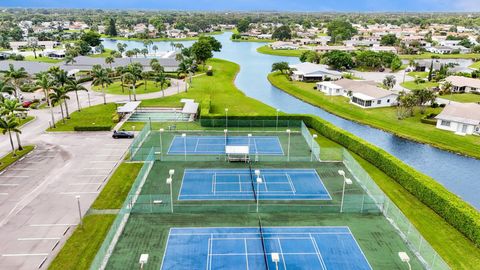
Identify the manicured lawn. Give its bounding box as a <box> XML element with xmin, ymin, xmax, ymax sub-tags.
<box><xmin>407</xmin><ymin>71</ymin><xmax>428</xmax><ymax>78</ymax></box>
<box><xmin>24</xmin><ymin>56</ymin><xmax>63</xmax><ymax>63</ymax></box>
<box><xmin>400</xmin><ymin>80</ymin><xmax>439</xmax><ymax>90</ymax></box>
<box><xmin>101</xmin><ymin>32</ymin><xmax>222</xmax><ymax>42</ymax></box>
<box><xmin>19</xmin><ymin>116</ymin><xmax>35</xmax><ymax>127</ymax></box>
<box><xmin>91</xmin><ymin>163</ymin><xmax>143</xmax><ymax>209</ymax></box>
<box><xmin>141</xmin><ymin>58</ymin><xmax>277</xmax><ymax>116</ymax></box>
<box><xmin>312</xmin><ymin>132</ymin><xmax>480</xmax><ymax>270</ymax></box>
<box><xmin>92</xmin><ymin>80</ymin><xmax>164</xmax><ymax>95</ymax></box>
<box><xmin>400</xmin><ymin>53</ymin><xmax>480</xmax><ymax>60</ymax></box>
<box><xmin>268</xmin><ymin>72</ymin><xmax>480</xmax><ymax>159</ymax></box>
<box><xmin>47</xmin><ymin>103</ymin><xmax>117</xmax><ymax>131</ymax></box>
<box><xmin>48</xmin><ymin>215</ymin><xmax>116</xmax><ymax>270</ymax></box>
<box><xmin>88</xmin><ymin>48</ymin><xmax>113</xmax><ymax>58</ymax></box>
<box><xmin>469</xmin><ymin>61</ymin><xmax>480</xmax><ymax>70</ymax></box>
<box><xmin>256</xmin><ymin>45</ymin><xmax>306</xmax><ymax>57</ymax></box>
<box><xmin>0</xmin><ymin>145</ymin><xmax>35</xmax><ymax>172</ymax></box>
<box><xmin>440</xmin><ymin>93</ymin><xmax>480</xmax><ymax>103</ymax></box>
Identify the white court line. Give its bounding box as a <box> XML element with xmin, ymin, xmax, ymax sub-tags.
<box><xmin>286</xmin><ymin>174</ymin><xmax>296</xmax><ymax>194</ymax></box>
<box><xmin>310</xmin><ymin>234</ymin><xmax>327</xmax><ymax>270</ymax></box>
<box><xmin>2</xmin><ymin>253</ymin><xmax>48</xmax><ymax>257</ymax></box>
<box><xmin>59</xmin><ymin>191</ymin><xmax>99</xmax><ymax>195</ymax></box>
<box><xmin>277</xmin><ymin>238</ymin><xmax>288</xmax><ymax>270</ymax></box>
<box><xmin>17</xmin><ymin>237</ymin><xmax>61</xmax><ymax>241</ymax></box>
<box><xmin>244</xmin><ymin>238</ymin><xmax>249</xmax><ymax>270</ymax></box>
<box><xmin>30</xmin><ymin>224</ymin><xmax>76</xmax><ymax>227</ymax></box>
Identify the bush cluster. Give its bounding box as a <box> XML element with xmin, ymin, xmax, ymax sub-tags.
<box><xmin>73</xmin><ymin>126</ymin><xmax>112</xmax><ymax>131</ymax></box>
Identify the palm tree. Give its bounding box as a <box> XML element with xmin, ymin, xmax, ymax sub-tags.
<box><xmin>117</xmin><ymin>43</ymin><xmax>127</xmax><ymax>55</ymax></box>
<box><xmin>123</xmin><ymin>63</ymin><xmax>143</xmax><ymax>101</ymax></box>
<box><xmin>105</xmin><ymin>56</ymin><xmax>115</xmax><ymax>69</ymax></box>
<box><xmin>51</xmin><ymin>69</ymin><xmax>71</xmax><ymax>118</ymax></box>
<box><xmin>0</xmin><ymin>116</ymin><xmax>21</xmax><ymax>156</ymax></box>
<box><xmin>141</xmin><ymin>48</ymin><xmax>148</xmax><ymax>58</ymax></box>
<box><xmin>49</xmin><ymin>87</ymin><xmax>69</xmax><ymax>124</ymax></box>
<box><xmin>152</xmin><ymin>45</ymin><xmax>158</xmax><ymax>55</ymax></box>
<box><xmin>92</xmin><ymin>68</ymin><xmax>112</xmax><ymax>105</ymax></box>
<box><xmin>154</xmin><ymin>72</ymin><xmax>168</xmax><ymax>97</ymax></box>
<box><xmin>3</xmin><ymin>64</ymin><xmax>28</xmax><ymax>98</ymax></box>
<box><xmin>34</xmin><ymin>74</ymin><xmax>56</xmax><ymax>128</ymax></box>
<box><xmin>125</xmin><ymin>50</ymin><xmax>134</xmax><ymax>63</ymax></box>
<box><xmin>133</xmin><ymin>48</ymin><xmax>141</xmax><ymax>58</ymax></box>
<box><xmin>177</xmin><ymin>59</ymin><xmax>193</xmax><ymax>92</ymax></box>
<box><xmin>65</xmin><ymin>55</ymin><xmax>76</xmax><ymax>65</ymax></box>
<box><xmin>1</xmin><ymin>99</ymin><xmax>26</xmax><ymax>150</ymax></box>
<box><xmin>0</xmin><ymin>80</ymin><xmax>15</xmax><ymax>96</ymax></box>
<box><xmin>66</xmin><ymin>80</ymin><xmax>87</xmax><ymax>111</ymax></box>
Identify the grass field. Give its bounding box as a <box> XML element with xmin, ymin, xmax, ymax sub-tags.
<box><xmin>24</xmin><ymin>56</ymin><xmax>64</xmax><ymax>63</ymax></box>
<box><xmin>400</xmin><ymin>53</ymin><xmax>480</xmax><ymax>60</ymax></box>
<box><xmin>48</xmin><ymin>215</ymin><xmax>116</xmax><ymax>270</ymax></box>
<box><xmin>268</xmin><ymin>71</ymin><xmax>480</xmax><ymax>159</ymax></box>
<box><xmin>469</xmin><ymin>61</ymin><xmax>480</xmax><ymax>69</ymax></box>
<box><xmin>407</xmin><ymin>71</ymin><xmax>429</xmax><ymax>78</ymax></box>
<box><xmin>400</xmin><ymin>80</ymin><xmax>439</xmax><ymax>90</ymax></box>
<box><xmin>0</xmin><ymin>145</ymin><xmax>35</xmax><ymax>172</ymax></box>
<box><xmin>88</xmin><ymin>48</ymin><xmax>114</xmax><ymax>58</ymax></box>
<box><xmin>256</xmin><ymin>45</ymin><xmax>306</xmax><ymax>57</ymax></box>
<box><xmin>440</xmin><ymin>93</ymin><xmax>480</xmax><ymax>103</ymax></box>
<box><xmin>92</xmin><ymin>80</ymin><xmax>165</xmax><ymax>95</ymax></box>
<box><xmin>47</xmin><ymin>103</ymin><xmax>117</xmax><ymax>131</ymax></box>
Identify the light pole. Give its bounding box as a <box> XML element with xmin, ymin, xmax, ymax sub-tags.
<box><xmin>181</xmin><ymin>133</ymin><xmax>187</xmax><ymax>161</ymax></box>
<box><xmin>286</xmin><ymin>129</ymin><xmax>291</xmax><ymax>162</ymax></box>
<box><xmin>166</xmin><ymin>177</ymin><xmax>173</xmax><ymax>213</ymax></box>
<box><xmin>338</xmin><ymin>170</ymin><xmax>352</xmax><ymax>213</ymax></box>
<box><xmin>224</xmin><ymin>129</ymin><xmax>228</xmax><ymax>147</ymax></box>
<box><xmin>159</xmin><ymin>128</ymin><xmax>164</xmax><ymax>159</ymax></box>
<box><xmin>256</xmin><ymin>177</ymin><xmax>262</xmax><ymax>213</ymax></box>
<box><xmin>310</xmin><ymin>134</ymin><xmax>318</xmax><ymax>162</ymax></box>
<box><xmin>87</xmin><ymin>91</ymin><xmax>91</xmax><ymax>107</ymax></box>
<box><xmin>271</xmin><ymin>253</ymin><xmax>280</xmax><ymax>270</ymax></box>
<box><xmin>398</xmin><ymin>252</ymin><xmax>412</xmax><ymax>270</ymax></box>
<box><xmin>248</xmin><ymin>133</ymin><xmax>252</xmax><ymax>154</ymax></box>
<box><xmin>139</xmin><ymin>254</ymin><xmax>149</xmax><ymax>270</ymax></box>
<box><xmin>276</xmin><ymin>109</ymin><xmax>280</xmax><ymax>131</ymax></box>
<box><xmin>225</xmin><ymin>108</ymin><xmax>229</xmax><ymax>128</ymax></box>
<box><xmin>75</xmin><ymin>195</ymin><xmax>83</xmax><ymax>229</ymax></box>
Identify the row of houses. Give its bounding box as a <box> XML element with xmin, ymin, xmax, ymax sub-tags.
<box><xmin>270</xmin><ymin>41</ymin><xmax>397</xmax><ymax>53</ymax></box>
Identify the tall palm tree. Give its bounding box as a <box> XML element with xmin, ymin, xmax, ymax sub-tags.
<box><xmin>177</xmin><ymin>59</ymin><xmax>194</xmax><ymax>92</ymax></box>
<box><xmin>105</xmin><ymin>56</ymin><xmax>115</xmax><ymax>69</ymax></box>
<box><xmin>52</xmin><ymin>69</ymin><xmax>72</xmax><ymax>118</ymax></box>
<box><xmin>0</xmin><ymin>116</ymin><xmax>21</xmax><ymax>156</ymax></box>
<box><xmin>152</xmin><ymin>45</ymin><xmax>158</xmax><ymax>55</ymax></box>
<box><xmin>92</xmin><ymin>68</ymin><xmax>112</xmax><ymax>105</ymax></box>
<box><xmin>125</xmin><ymin>50</ymin><xmax>134</xmax><ymax>63</ymax></box>
<box><xmin>1</xmin><ymin>99</ymin><xmax>26</xmax><ymax>150</ymax></box>
<box><xmin>154</xmin><ymin>72</ymin><xmax>168</xmax><ymax>97</ymax></box>
<box><xmin>0</xmin><ymin>80</ymin><xmax>15</xmax><ymax>96</ymax></box>
<box><xmin>34</xmin><ymin>74</ymin><xmax>56</xmax><ymax>128</ymax></box>
<box><xmin>141</xmin><ymin>71</ymin><xmax>149</xmax><ymax>91</ymax></box>
<box><xmin>141</xmin><ymin>48</ymin><xmax>148</xmax><ymax>58</ymax></box>
<box><xmin>66</xmin><ymin>80</ymin><xmax>87</xmax><ymax>112</ymax></box>
<box><xmin>3</xmin><ymin>64</ymin><xmax>28</xmax><ymax>98</ymax></box>
<box><xmin>65</xmin><ymin>55</ymin><xmax>76</xmax><ymax>65</ymax></box>
<box><xmin>123</xmin><ymin>63</ymin><xmax>143</xmax><ymax>101</ymax></box>
<box><xmin>49</xmin><ymin>87</ymin><xmax>69</xmax><ymax>124</ymax></box>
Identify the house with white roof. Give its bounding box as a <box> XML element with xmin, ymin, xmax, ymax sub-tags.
<box><xmin>445</xmin><ymin>76</ymin><xmax>480</xmax><ymax>93</ymax></box>
<box><xmin>270</xmin><ymin>41</ymin><xmax>298</xmax><ymax>50</ymax></box>
<box><xmin>290</xmin><ymin>62</ymin><xmax>343</xmax><ymax>82</ymax></box>
<box><xmin>316</xmin><ymin>79</ymin><xmax>398</xmax><ymax>108</ymax></box>
<box><xmin>435</xmin><ymin>102</ymin><xmax>480</xmax><ymax>135</ymax></box>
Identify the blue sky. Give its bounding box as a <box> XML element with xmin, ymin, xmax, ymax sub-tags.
<box><xmin>1</xmin><ymin>0</ymin><xmax>479</xmax><ymax>12</ymax></box>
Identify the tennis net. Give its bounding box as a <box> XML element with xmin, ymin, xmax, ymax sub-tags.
<box><xmin>248</xmin><ymin>162</ymin><xmax>258</xmax><ymax>202</ymax></box>
<box><xmin>258</xmin><ymin>217</ymin><xmax>269</xmax><ymax>270</ymax></box>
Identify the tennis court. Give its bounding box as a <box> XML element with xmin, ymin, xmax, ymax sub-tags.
<box><xmin>178</xmin><ymin>169</ymin><xmax>331</xmax><ymax>200</ymax></box>
<box><xmin>167</xmin><ymin>135</ymin><xmax>284</xmax><ymax>155</ymax></box>
<box><xmin>161</xmin><ymin>226</ymin><xmax>372</xmax><ymax>270</ymax></box>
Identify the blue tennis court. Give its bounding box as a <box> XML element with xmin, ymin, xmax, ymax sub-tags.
<box><xmin>167</xmin><ymin>135</ymin><xmax>284</xmax><ymax>155</ymax></box>
<box><xmin>161</xmin><ymin>227</ymin><xmax>372</xmax><ymax>270</ymax></box>
<box><xmin>178</xmin><ymin>169</ymin><xmax>331</xmax><ymax>200</ymax></box>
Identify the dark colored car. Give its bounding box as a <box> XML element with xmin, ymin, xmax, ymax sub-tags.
<box><xmin>112</xmin><ymin>130</ymin><xmax>134</xmax><ymax>139</ymax></box>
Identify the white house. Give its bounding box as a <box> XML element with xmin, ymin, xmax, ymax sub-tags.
<box><xmin>290</xmin><ymin>62</ymin><xmax>343</xmax><ymax>82</ymax></box>
<box><xmin>270</xmin><ymin>41</ymin><xmax>298</xmax><ymax>50</ymax></box>
<box><xmin>445</xmin><ymin>76</ymin><xmax>480</xmax><ymax>93</ymax></box>
<box><xmin>316</xmin><ymin>79</ymin><xmax>398</xmax><ymax>108</ymax></box>
<box><xmin>425</xmin><ymin>46</ymin><xmax>454</xmax><ymax>54</ymax></box>
<box><xmin>435</xmin><ymin>102</ymin><xmax>480</xmax><ymax>135</ymax></box>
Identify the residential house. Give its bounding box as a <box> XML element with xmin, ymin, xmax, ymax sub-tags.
<box><xmin>316</xmin><ymin>79</ymin><xmax>398</xmax><ymax>108</ymax></box>
<box><xmin>445</xmin><ymin>76</ymin><xmax>480</xmax><ymax>93</ymax></box>
<box><xmin>435</xmin><ymin>102</ymin><xmax>480</xmax><ymax>135</ymax></box>
<box><xmin>425</xmin><ymin>46</ymin><xmax>454</xmax><ymax>54</ymax></box>
<box><xmin>290</xmin><ymin>62</ymin><xmax>343</xmax><ymax>82</ymax></box>
<box><xmin>313</xmin><ymin>45</ymin><xmax>355</xmax><ymax>53</ymax></box>
<box><xmin>9</xmin><ymin>41</ymin><xmax>60</xmax><ymax>51</ymax></box>
<box><xmin>270</xmin><ymin>41</ymin><xmax>298</xmax><ymax>50</ymax></box>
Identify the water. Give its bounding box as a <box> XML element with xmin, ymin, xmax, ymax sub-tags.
<box><xmin>102</xmin><ymin>33</ymin><xmax>480</xmax><ymax>209</ymax></box>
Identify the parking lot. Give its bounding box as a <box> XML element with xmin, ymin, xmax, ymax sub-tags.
<box><xmin>0</xmin><ymin>132</ymin><xmax>130</xmax><ymax>269</ymax></box>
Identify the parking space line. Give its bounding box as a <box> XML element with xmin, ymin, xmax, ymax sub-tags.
<box><xmin>78</xmin><ymin>174</ymin><xmax>108</xmax><ymax>177</ymax></box>
<box><xmin>0</xmin><ymin>176</ymin><xmax>28</xmax><ymax>178</ymax></box>
<box><xmin>89</xmin><ymin>160</ymin><xmax>118</xmax><ymax>163</ymax></box>
<box><xmin>59</xmin><ymin>191</ymin><xmax>99</xmax><ymax>195</ymax></box>
<box><xmin>0</xmin><ymin>193</ymin><xmax>8</xmax><ymax>196</ymax></box>
<box><xmin>17</xmin><ymin>237</ymin><xmax>61</xmax><ymax>241</ymax></box>
<box><xmin>2</xmin><ymin>253</ymin><xmax>49</xmax><ymax>257</ymax></box>
<box><xmin>30</xmin><ymin>224</ymin><xmax>76</xmax><ymax>227</ymax></box>
<box><xmin>68</xmin><ymin>183</ymin><xmax>103</xmax><ymax>185</ymax></box>
<box><xmin>6</xmin><ymin>168</ymin><xmax>36</xmax><ymax>171</ymax></box>
<box><xmin>0</xmin><ymin>184</ymin><xmax>18</xmax><ymax>186</ymax></box>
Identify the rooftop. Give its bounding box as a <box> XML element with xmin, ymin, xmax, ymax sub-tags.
<box><xmin>435</xmin><ymin>102</ymin><xmax>480</xmax><ymax>125</ymax></box>
<box><xmin>445</xmin><ymin>76</ymin><xmax>480</xmax><ymax>89</ymax></box>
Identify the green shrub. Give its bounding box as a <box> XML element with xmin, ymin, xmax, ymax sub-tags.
<box><xmin>73</xmin><ymin>126</ymin><xmax>112</xmax><ymax>131</ymax></box>
<box><xmin>206</xmin><ymin>69</ymin><xmax>213</xmax><ymax>76</ymax></box>
<box><xmin>112</xmin><ymin>113</ymin><xmax>120</xmax><ymax>123</ymax></box>
<box><xmin>76</xmin><ymin>76</ymin><xmax>93</xmax><ymax>84</ymax></box>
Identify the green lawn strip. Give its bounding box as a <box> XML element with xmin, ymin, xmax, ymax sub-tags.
<box><xmin>469</xmin><ymin>61</ymin><xmax>480</xmax><ymax>69</ymax></box>
<box><xmin>48</xmin><ymin>215</ymin><xmax>116</xmax><ymax>270</ymax></box>
<box><xmin>23</xmin><ymin>56</ymin><xmax>64</xmax><ymax>63</ymax></box>
<box><xmin>268</xmin><ymin>72</ymin><xmax>480</xmax><ymax>159</ymax></box>
<box><xmin>400</xmin><ymin>81</ymin><xmax>439</xmax><ymax>90</ymax></box>
<box><xmin>0</xmin><ymin>145</ymin><xmax>35</xmax><ymax>172</ymax></box>
<box><xmin>400</xmin><ymin>53</ymin><xmax>480</xmax><ymax>60</ymax></box>
<box><xmin>88</xmin><ymin>48</ymin><xmax>113</xmax><ymax>58</ymax></box>
<box><xmin>47</xmin><ymin>103</ymin><xmax>117</xmax><ymax>132</ymax></box>
<box><xmin>91</xmin><ymin>163</ymin><xmax>143</xmax><ymax>209</ymax></box>
<box><xmin>407</xmin><ymin>71</ymin><xmax>429</xmax><ymax>78</ymax></box>
<box><xmin>256</xmin><ymin>45</ymin><xmax>306</xmax><ymax>57</ymax></box>
<box><xmin>92</xmin><ymin>80</ymin><xmax>164</xmax><ymax>95</ymax></box>
<box><xmin>101</xmin><ymin>32</ymin><xmax>222</xmax><ymax>42</ymax></box>
<box><xmin>440</xmin><ymin>93</ymin><xmax>480</xmax><ymax>103</ymax></box>
<box><xmin>18</xmin><ymin>116</ymin><xmax>35</xmax><ymax>127</ymax></box>
<box><xmin>312</xmin><ymin>131</ymin><xmax>479</xmax><ymax>269</ymax></box>
<box><xmin>141</xmin><ymin>58</ymin><xmax>276</xmax><ymax>116</ymax></box>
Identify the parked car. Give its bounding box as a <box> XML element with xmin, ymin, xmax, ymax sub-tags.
<box><xmin>112</xmin><ymin>130</ymin><xmax>134</xmax><ymax>139</ymax></box>
<box><xmin>22</xmin><ymin>100</ymin><xmax>33</xmax><ymax>108</ymax></box>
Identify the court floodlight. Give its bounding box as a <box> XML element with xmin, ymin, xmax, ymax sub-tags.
<box><xmin>169</xmin><ymin>169</ymin><xmax>175</xmax><ymax>177</ymax></box>
<box><xmin>345</xmin><ymin>178</ymin><xmax>353</xmax><ymax>185</ymax></box>
<box><xmin>255</xmin><ymin>169</ymin><xmax>260</xmax><ymax>176</ymax></box>
<box><xmin>139</xmin><ymin>254</ymin><xmax>149</xmax><ymax>269</ymax></box>
<box><xmin>398</xmin><ymin>252</ymin><xmax>412</xmax><ymax>270</ymax></box>
<box><xmin>338</xmin><ymin>170</ymin><xmax>345</xmax><ymax>176</ymax></box>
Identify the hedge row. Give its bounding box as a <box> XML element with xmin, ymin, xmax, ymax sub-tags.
<box><xmin>74</xmin><ymin>126</ymin><xmax>112</xmax><ymax>131</ymax></box>
<box><xmin>199</xmin><ymin>114</ymin><xmax>480</xmax><ymax>246</ymax></box>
